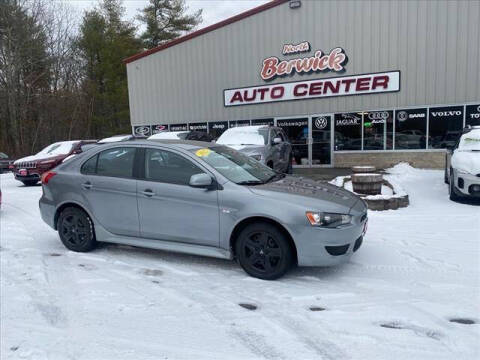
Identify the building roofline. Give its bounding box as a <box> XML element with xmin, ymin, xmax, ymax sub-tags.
<box><xmin>123</xmin><ymin>0</ymin><xmax>289</xmax><ymax>64</ymax></box>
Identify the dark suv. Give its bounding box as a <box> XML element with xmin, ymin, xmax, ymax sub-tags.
<box><xmin>0</xmin><ymin>152</ymin><xmax>14</xmax><ymax>173</ymax></box>
<box><xmin>12</xmin><ymin>140</ymin><xmax>97</xmax><ymax>186</ymax></box>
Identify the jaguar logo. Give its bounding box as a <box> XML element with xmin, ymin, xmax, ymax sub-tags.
<box><xmin>314</xmin><ymin>117</ymin><xmax>328</xmax><ymax>129</ymax></box>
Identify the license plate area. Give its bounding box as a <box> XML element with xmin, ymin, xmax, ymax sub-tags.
<box><xmin>19</xmin><ymin>169</ymin><xmax>28</xmax><ymax>176</ymax></box>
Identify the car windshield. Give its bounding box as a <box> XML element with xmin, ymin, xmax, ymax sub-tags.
<box><xmin>458</xmin><ymin>130</ymin><xmax>480</xmax><ymax>151</ymax></box>
<box><xmin>190</xmin><ymin>146</ymin><xmax>278</xmax><ymax>184</ymax></box>
<box><xmin>37</xmin><ymin>141</ymin><xmax>77</xmax><ymax>156</ymax></box>
<box><xmin>216</xmin><ymin>126</ymin><xmax>268</xmax><ymax>146</ymax></box>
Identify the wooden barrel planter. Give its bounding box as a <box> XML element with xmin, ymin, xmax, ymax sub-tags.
<box><xmin>352</xmin><ymin>166</ymin><xmax>376</xmax><ymax>174</ymax></box>
<box><xmin>351</xmin><ymin>173</ymin><xmax>383</xmax><ymax>195</ymax></box>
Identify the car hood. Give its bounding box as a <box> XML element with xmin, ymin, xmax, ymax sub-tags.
<box><xmin>14</xmin><ymin>154</ymin><xmax>63</xmax><ymax>164</ymax></box>
<box><xmin>248</xmin><ymin>176</ymin><xmax>362</xmax><ymax>214</ymax></box>
<box><xmin>226</xmin><ymin>144</ymin><xmax>265</xmax><ymax>153</ymax></box>
<box><xmin>452</xmin><ymin>151</ymin><xmax>480</xmax><ymax>175</ymax></box>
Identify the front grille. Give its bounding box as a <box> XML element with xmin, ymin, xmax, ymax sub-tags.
<box><xmin>16</xmin><ymin>161</ymin><xmax>36</xmax><ymax>169</ymax></box>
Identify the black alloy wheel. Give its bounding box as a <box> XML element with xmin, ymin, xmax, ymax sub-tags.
<box><xmin>58</xmin><ymin>207</ymin><xmax>96</xmax><ymax>252</ymax></box>
<box><xmin>236</xmin><ymin>222</ymin><xmax>293</xmax><ymax>280</ymax></box>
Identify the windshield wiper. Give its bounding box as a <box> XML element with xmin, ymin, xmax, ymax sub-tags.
<box><xmin>236</xmin><ymin>180</ymin><xmax>265</xmax><ymax>185</ymax></box>
<box><xmin>264</xmin><ymin>173</ymin><xmax>286</xmax><ymax>183</ymax></box>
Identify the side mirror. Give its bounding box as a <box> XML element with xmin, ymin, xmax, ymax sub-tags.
<box><xmin>189</xmin><ymin>173</ymin><xmax>213</xmax><ymax>188</ymax></box>
<box><xmin>272</xmin><ymin>137</ymin><xmax>282</xmax><ymax>145</ymax></box>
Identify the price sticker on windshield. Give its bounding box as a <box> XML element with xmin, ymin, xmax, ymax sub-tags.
<box><xmin>195</xmin><ymin>148</ymin><xmax>211</xmax><ymax>157</ymax></box>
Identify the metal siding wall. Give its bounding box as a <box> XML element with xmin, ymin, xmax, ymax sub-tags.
<box><xmin>127</xmin><ymin>0</ymin><xmax>480</xmax><ymax>126</ymax></box>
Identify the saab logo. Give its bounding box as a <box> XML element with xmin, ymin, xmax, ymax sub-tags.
<box><xmin>368</xmin><ymin>111</ymin><xmax>389</xmax><ymax>120</ymax></box>
<box><xmin>397</xmin><ymin>111</ymin><xmax>408</xmax><ymax>121</ymax></box>
<box><xmin>431</xmin><ymin>111</ymin><xmax>461</xmax><ymax>117</ymax></box>
<box><xmin>134</xmin><ymin>126</ymin><xmax>151</xmax><ymax>136</ymax></box>
<box><xmin>314</xmin><ymin>117</ymin><xmax>328</xmax><ymax>129</ymax></box>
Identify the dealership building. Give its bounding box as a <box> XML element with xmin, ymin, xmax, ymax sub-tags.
<box><xmin>125</xmin><ymin>0</ymin><xmax>480</xmax><ymax>169</ymax></box>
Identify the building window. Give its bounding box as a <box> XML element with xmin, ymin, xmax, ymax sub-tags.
<box><xmin>252</xmin><ymin>118</ymin><xmax>274</xmax><ymax>126</ymax></box>
<box><xmin>363</xmin><ymin>110</ymin><xmax>392</xmax><ymax>150</ymax></box>
<box><xmin>466</xmin><ymin>104</ymin><xmax>480</xmax><ymax>126</ymax></box>
<box><xmin>334</xmin><ymin>112</ymin><xmax>362</xmax><ymax>150</ymax></box>
<box><xmin>208</xmin><ymin>121</ymin><xmax>228</xmax><ymax>139</ymax></box>
<box><xmin>188</xmin><ymin>122</ymin><xmax>208</xmax><ymax>132</ymax></box>
<box><xmin>170</xmin><ymin>123</ymin><xmax>188</xmax><ymax>131</ymax></box>
<box><xmin>395</xmin><ymin>108</ymin><xmax>427</xmax><ymax>149</ymax></box>
<box><xmin>229</xmin><ymin>120</ymin><xmax>251</xmax><ymax>128</ymax></box>
<box><xmin>428</xmin><ymin>105</ymin><xmax>464</xmax><ymax>148</ymax></box>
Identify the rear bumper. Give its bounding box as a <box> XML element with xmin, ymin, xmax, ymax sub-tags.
<box><xmin>39</xmin><ymin>196</ymin><xmax>56</xmax><ymax>229</ymax></box>
<box><xmin>14</xmin><ymin>172</ymin><xmax>41</xmax><ymax>182</ymax></box>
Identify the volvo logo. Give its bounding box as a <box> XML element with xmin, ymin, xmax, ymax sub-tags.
<box><xmin>477</xmin><ymin>105</ymin><xmax>480</xmax><ymax>113</ymax></box>
<box><xmin>368</xmin><ymin>111</ymin><xmax>389</xmax><ymax>120</ymax></box>
<box><xmin>134</xmin><ymin>126</ymin><xmax>151</xmax><ymax>136</ymax></box>
<box><xmin>397</xmin><ymin>111</ymin><xmax>408</xmax><ymax>121</ymax></box>
<box><xmin>314</xmin><ymin>116</ymin><xmax>328</xmax><ymax>129</ymax></box>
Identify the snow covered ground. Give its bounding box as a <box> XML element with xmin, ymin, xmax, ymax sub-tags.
<box><xmin>1</xmin><ymin>165</ymin><xmax>479</xmax><ymax>360</ymax></box>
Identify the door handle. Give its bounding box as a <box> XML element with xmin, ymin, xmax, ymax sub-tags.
<box><xmin>82</xmin><ymin>181</ymin><xmax>92</xmax><ymax>190</ymax></box>
<box><xmin>141</xmin><ymin>189</ymin><xmax>155</xmax><ymax>197</ymax></box>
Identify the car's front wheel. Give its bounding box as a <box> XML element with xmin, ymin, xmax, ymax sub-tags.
<box><xmin>57</xmin><ymin>207</ymin><xmax>96</xmax><ymax>252</ymax></box>
<box><xmin>235</xmin><ymin>222</ymin><xmax>293</xmax><ymax>280</ymax></box>
<box><xmin>449</xmin><ymin>169</ymin><xmax>462</xmax><ymax>201</ymax></box>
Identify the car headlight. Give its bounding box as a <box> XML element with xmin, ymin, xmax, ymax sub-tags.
<box><xmin>306</xmin><ymin>212</ymin><xmax>352</xmax><ymax>228</ymax></box>
<box><xmin>250</xmin><ymin>154</ymin><xmax>262</xmax><ymax>161</ymax></box>
<box><xmin>456</xmin><ymin>168</ymin><xmax>471</xmax><ymax>175</ymax></box>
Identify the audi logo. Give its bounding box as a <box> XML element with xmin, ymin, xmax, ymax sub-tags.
<box><xmin>368</xmin><ymin>111</ymin><xmax>389</xmax><ymax>120</ymax></box>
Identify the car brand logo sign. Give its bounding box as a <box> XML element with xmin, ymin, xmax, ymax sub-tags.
<box><xmin>397</xmin><ymin>111</ymin><xmax>408</xmax><ymax>121</ymax></box>
<box><xmin>134</xmin><ymin>126</ymin><xmax>151</xmax><ymax>136</ymax></box>
<box><xmin>368</xmin><ymin>111</ymin><xmax>389</xmax><ymax>120</ymax></box>
<box><xmin>314</xmin><ymin>117</ymin><xmax>328</xmax><ymax>129</ymax></box>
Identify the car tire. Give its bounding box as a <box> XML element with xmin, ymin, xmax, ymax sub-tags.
<box><xmin>22</xmin><ymin>180</ymin><xmax>38</xmax><ymax>186</ymax></box>
<box><xmin>444</xmin><ymin>168</ymin><xmax>449</xmax><ymax>184</ymax></box>
<box><xmin>57</xmin><ymin>207</ymin><xmax>96</xmax><ymax>252</ymax></box>
<box><xmin>448</xmin><ymin>169</ymin><xmax>462</xmax><ymax>202</ymax></box>
<box><xmin>235</xmin><ymin>222</ymin><xmax>293</xmax><ymax>280</ymax></box>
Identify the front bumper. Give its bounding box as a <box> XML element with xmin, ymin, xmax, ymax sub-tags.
<box><xmin>453</xmin><ymin>170</ymin><xmax>480</xmax><ymax>197</ymax></box>
<box><xmin>289</xmin><ymin>212</ymin><xmax>367</xmax><ymax>267</ymax></box>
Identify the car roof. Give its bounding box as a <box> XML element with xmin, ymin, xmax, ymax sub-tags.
<box><xmin>130</xmin><ymin>139</ymin><xmax>216</xmax><ymax>150</ymax></box>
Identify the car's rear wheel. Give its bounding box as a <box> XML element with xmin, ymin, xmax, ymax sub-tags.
<box><xmin>235</xmin><ymin>222</ymin><xmax>293</xmax><ymax>280</ymax></box>
<box><xmin>22</xmin><ymin>180</ymin><xmax>38</xmax><ymax>186</ymax></box>
<box><xmin>449</xmin><ymin>169</ymin><xmax>462</xmax><ymax>201</ymax></box>
<box><xmin>57</xmin><ymin>207</ymin><xmax>96</xmax><ymax>252</ymax></box>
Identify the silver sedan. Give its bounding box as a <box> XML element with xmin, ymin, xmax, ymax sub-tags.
<box><xmin>39</xmin><ymin>140</ymin><xmax>367</xmax><ymax>280</ymax></box>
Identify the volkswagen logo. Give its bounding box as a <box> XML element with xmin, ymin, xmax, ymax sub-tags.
<box><xmin>368</xmin><ymin>111</ymin><xmax>389</xmax><ymax>120</ymax></box>
<box><xmin>314</xmin><ymin>117</ymin><xmax>328</xmax><ymax>129</ymax></box>
<box><xmin>135</xmin><ymin>126</ymin><xmax>151</xmax><ymax>136</ymax></box>
<box><xmin>397</xmin><ymin>111</ymin><xmax>408</xmax><ymax>121</ymax></box>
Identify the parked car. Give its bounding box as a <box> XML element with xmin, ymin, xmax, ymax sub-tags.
<box><xmin>216</xmin><ymin>125</ymin><xmax>292</xmax><ymax>173</ymax></box>
<box><xmin>445</xmin><ymin>126</ymin><xmax>480</xmax><ymax>200</ymax></box>
<box><xmin>39</xmin><ymin>140</ymin><xmax>367</xmax><ymax>280</ymax></box>
<box><xmin>149</xmin><ymin>131</ymin><xmax>214</xmax><ymax>142</ymax></box>
<box><xmin>13</xmin><ymin>140</ymin><xmax>97</xmax><ymax>186</ymax></box>
<box><xmin>0</xmin><ymin>152</ymin><xmax>14</xmax><ymax>173</ymax></box>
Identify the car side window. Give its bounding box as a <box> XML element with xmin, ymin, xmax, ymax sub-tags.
<box><xmin>96</xmin><ymin>147</ymin><xmax>136</xmax><ymax>178</ymax></box>
<box><xmin>145</xmin><ymin>148</ymin><xmax>205</xmax><ymax>185</ymax></box>
<box><xmin>81</xmin><ymin>154</ymin><xmax>98</xmax><ymax>174</ymax></box>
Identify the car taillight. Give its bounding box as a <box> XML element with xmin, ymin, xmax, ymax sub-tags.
<box><xmin>41</xmin><ymin>171</ymin><xmax>57</xmax><ymax>184</ymax></box>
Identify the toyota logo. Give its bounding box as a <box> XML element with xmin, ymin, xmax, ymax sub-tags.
<box><xmin>368</xmin><ymin>111</ymin><xmax>389</xmax><ymax>120</ymax></box>
<box><xmin>135</xmin><ymin>126</ymin><xmax>151</xmax><ymax>136</ymax></box>
<box><xmin>397</xmin><ymin>111</ymin><xmax>408</xmax><ymax>121</ymax></box>
<box><xmin>315</xmin><ymin>117</ymin><xmax>328</xmax><ymax>129</ymax></box>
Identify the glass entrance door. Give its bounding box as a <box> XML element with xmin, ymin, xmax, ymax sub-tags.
<box><xmin>276</xmin><ymin>117</ymin><xmax>309</xmax><ymax>166</ymax></box>
<box><xmin>310</xmin><ymin>114</ymin><xmax>332</xmax><ymax>166</ymax></box>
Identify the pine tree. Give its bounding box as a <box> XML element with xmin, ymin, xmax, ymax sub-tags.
<box><xmin>137</xmin><ymin>0</ymin><xmax>202</xmax><ymax>49</ymax></box>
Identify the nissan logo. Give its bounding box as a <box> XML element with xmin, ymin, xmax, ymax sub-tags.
<box><xmin>368</xmin><ymin>111</ymin><xmax>389</xmax><ymax>120</ymax></box>
<box><xmin>135</xmin><ymin>126</ymin><xmax>151</xmax><ymax>135</ymax></box>
<box><xmin>315</xmin><ymin>117</ymin><xmax>328</xmax><ymax>129</ymax></box>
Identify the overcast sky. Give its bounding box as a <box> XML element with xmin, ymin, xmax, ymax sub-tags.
<box><xmin>62</xmin><ymin>0</ymin><xmax>270</xmax><ymax>30</ymax></box>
